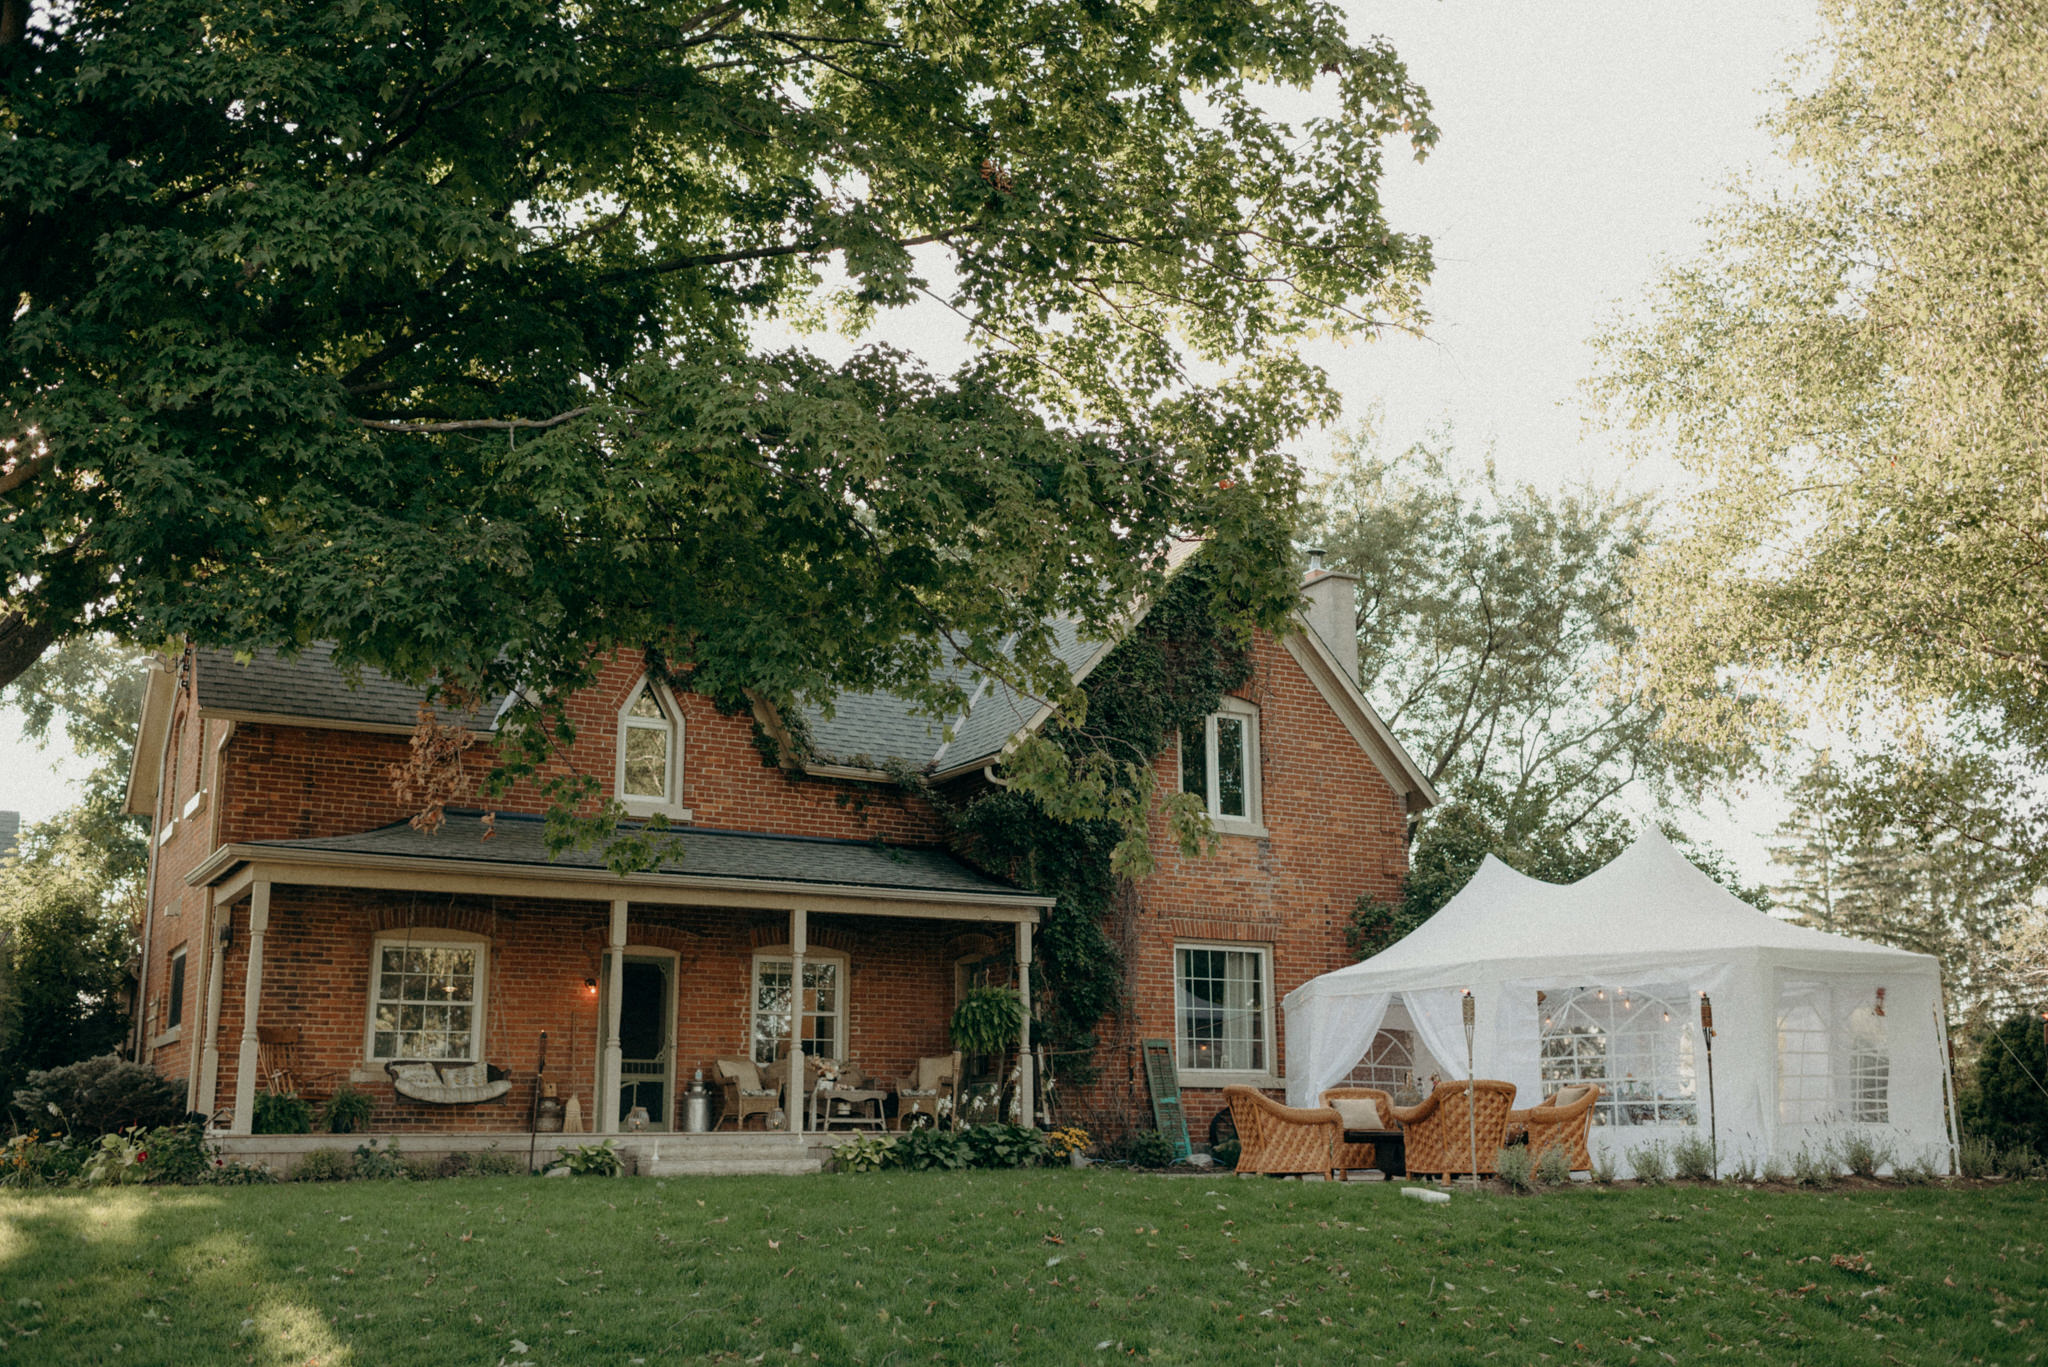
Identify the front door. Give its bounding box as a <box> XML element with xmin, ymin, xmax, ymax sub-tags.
<box><xmin>608</xmin><ymin>953</ymin><xmax>675</xmax><ymax>1129</ymax></box>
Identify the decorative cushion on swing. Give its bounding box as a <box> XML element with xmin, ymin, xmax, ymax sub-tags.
<box><xmin>386</xmin><ymin>1060</ymin><xmax>512</xmax><ymax>1105</ymax></box>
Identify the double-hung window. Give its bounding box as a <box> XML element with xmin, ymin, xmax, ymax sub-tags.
<box><xmin>1175</xmin><ymin>943</ymin><xmax>1272</xmax><ymax>1079</ymax></box>
<box><xmin>164</xmin><ymin>946</ymin><xmax>187</xmax><ymax>1032</ymax></box>
<box><xmin>1180</xmin><ymin>699</ymin><xmax>1260</xmax><ymax>827</ymax></box>
<box><xmin>368</xmin><ymin>939</ymin><xmax>484</xmax><ymax>1062</ymax></box>
<box><xmin>751</xmin><ymin>953</ymin><xmax>848</xmax><ymax>1065</ymax></box>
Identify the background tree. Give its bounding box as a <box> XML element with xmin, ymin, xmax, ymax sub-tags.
<box><xmin>1594</xmin><ymin>0</ymin><xmax>2048</xmax><ymax>870</ymax></box>
<box><xmin>1770</xmin><ymin>748</ymin><xmax>2037</xmax><ymax>1035</ymax></box>
<box><xmin>0</xmin><ymin>636</ymin><xmax>146</xmax><ymax>1101</ymax></box>
<box><xmin>2</xmin><ymin>0</ymin><xmax>1437</xmax><ymax>863</ymax></box>
<box><xmin>1309</xmin><ymin>426</ymin><xmax>1740</xmax><ymax>952</ymax></box>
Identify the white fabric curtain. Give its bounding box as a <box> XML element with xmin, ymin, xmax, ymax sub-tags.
<box><xmin>1284</xmin><ymin>990</ymin><xmax>1392</xmax><ymax>1108</ymax></box>
<box><xmin>1406</xmin><ymin>988</ymin><xmax>1472</xmax><ymax>1082</ymax></box>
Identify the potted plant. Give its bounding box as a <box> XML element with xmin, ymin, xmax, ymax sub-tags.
<box><xmin>321</xmin><ymin>1084</ymin><xmax>375</xmax><ymax>1135</ymax></box>
<box><xmin>950</xmin><ymin>986</ymin><xmax>1025</xmax><ymax>1125</ymax></box>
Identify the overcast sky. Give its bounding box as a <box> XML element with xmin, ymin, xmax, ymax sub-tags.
<box><xmin>0</xmin><ymin>1</ymin><xmax>1822</xmax><ymax>876</ymax></box>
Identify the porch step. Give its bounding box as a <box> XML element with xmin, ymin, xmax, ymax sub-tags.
<box><xmin>628</xmin><ymin>1134</ymin><xmax>828</xmax><ymax>1178</ymax></box>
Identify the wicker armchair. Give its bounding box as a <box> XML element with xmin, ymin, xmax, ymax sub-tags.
<box><xmin>894</xmin><ymin>1052</ymin><xmax>960</xmax><ymax>1130</ymax></box>
<box><xmin>1390</xmin><ymin>1080</ymin><xmax>1518</xmax><ymax>1180</ymax></box>
<box><xmin>713</xmin><ymin>1056</ymin><xmax>779</xmax><ymax>1130</ymax></box>
<box><xmin>1224</xmin><ymin>1085</ymin><xmax>1343</xmax><ymax>1180</ymax></box>
<box><xmin>1505</xmin><ymin>1084</ymin><xmax>1601</xmax><ymax>1172</ymax></box>
<box><xmin>1319</xmin><ymin>1086</ymin><xmax>1394</xmax><ymax>1174</ymax></box>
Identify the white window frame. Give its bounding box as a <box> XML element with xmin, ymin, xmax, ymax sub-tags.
<box><xmin>614</xmin><ymin>676</ymin><xmax>691</xmax><ymax>820</ymax></box>
<box><xmin>1177</xmin><ymin>697</ymin><xmax>1264</xmax><ymax>833</ymax></box>
<box><xmin>1538</xmin><ymin>985</ymin><xmax>1699</xmax><ymax>1127</ymax></box>
<box><xmin>749</xmin><ymin>948</ymin><xmax>851</xmax><ymax>1067</ymax></box>
<box><xmin>1173</xmin><ymin>941</ymin><xmax>1277</xmax><ymax>1087</ymax></box>
<box><xmin>363</xmin><ymin>932</ymin><xmax>489</xmax><ymax>1064</ymax></box>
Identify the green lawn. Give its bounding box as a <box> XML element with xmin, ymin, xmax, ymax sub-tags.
<box><xmin>2</xmin><ymin>1172</ymin><xmax>2042</xmax><ymax>1366</ymax></box>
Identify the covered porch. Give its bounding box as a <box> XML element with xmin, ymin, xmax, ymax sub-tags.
<box><xmin>178</xmin><ymin>813</ymin><xmax>1051</xmax><ymax>1152</ymax></box>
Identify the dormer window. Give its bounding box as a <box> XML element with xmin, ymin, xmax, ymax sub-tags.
<box><xmin>616</xmin><ymin>679</ymin><xmax>688</xmax><ymax>818</ymax></box>
<box><xmin>1179</xmin><ymin>697</ymin><xmax>1263</xmax><ymax>830</ymax></box>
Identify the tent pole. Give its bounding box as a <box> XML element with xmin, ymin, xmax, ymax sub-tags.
<box><xmin>1462</xmin><ymin>991</ymin><xmax>1477</xmax><ymax>1183</ymax></box>
<box><xmin>1934</xmin><ymin>983</ymin><xmax>1961</xmax><ymax>1174</ymax></box>
<box><xmin>1699</xmin><ymin>993</ymin><xmax>1718</xmax><ymax>1177</ymax></box>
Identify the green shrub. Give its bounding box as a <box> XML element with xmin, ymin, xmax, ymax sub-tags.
<box><xmin>1534</xmin><ymin>1143</ymin><xmax>1573</xmax><ymax>1187</ymax></box>
<box><xmin>963</xmin><ymin>1123</ymin><xmax>1048</xmax><ymax>1169</ymax></box>
<box><xmin>1727</xmin><ymin>1152</ymin><xmax>1760</xmax><ymax>1184</ymax></box>
<box><xmin>293</xmin><ymin>1148</ymin><xmax>354</xmax><ymax>1182</ymax></box>
<box><xmin>252</xmin><ymin>1091</ymin><xmax>314</xmax><ymax>1135</ymax></box>
<box><xmin>0</xmin><ymin>1132</ymin><xmax>88</xmax><ymax>1187</ymax></box>
<box><xmin>468</xmin><ymin>1150</ymin><xmax>527</xmax><ymax>1177</ymax></box>
<box><xmin>1994</xmin><ymin>1143</ymin><xmax>2043</xmax><ymax>1179</ymax></box>
<box><xmin>1625</xmin><ymin>1140</ymin><xmax>1670</xmax><ymax>1184</ymax></box>
<box><xmin>81</xmin><ymin>1130</ymin><xmax>148</xmax><ymax>1186</ymax></box>
<box><xmin>1837</xmin><ymin>1129</ymin><xmax>1893</xmax><ymax>1179</ymax></box>
<box><xmin>1761</xmin><ymin>1154</ymin><xmax>1793</xmax><ymax>1184</ymax></box>
<box><xmin>1893</xmin><ymin>1150</ymin><xmax>1938</xmax><ymax>1185</ymax></box>
<box><xmin>351</xmin><ymin>1141</ymin><xmax>410</xmax><ymax>1180</ymax></box>
<box><xmin>560</xmin><ymin>1140</ymin><xmax>622</xmax><ymax>1177</ymax></box>
<box><xmin>1495</xmin><ymin>1145</ymin><xmax>1535</xmax><ymax>1193</ymax></box>
<box><xmin>832</xmin><ymin>1134</ymin><xmax>893</xmax><ymax>1174</ymax></box>
<box><xmin>1670</xmin><ymin>1134</ymin><xmax>1717</xmax><ymax>1182</ymax></box>
<box><xmin>197</xmin><ymin>1158</ymin><xmax>277</xmax><ymax>1185</ymax></box>
<box><xmin>884</xmin><ymin>1126</ymin><xmax>970</xmax><ymax>1171</ymax></box>
<box><xmin>10</xmin><ymin>1055</ymin><xmax>187</xmax><ymax>1137</ymax></box>
<box><xmin>1957</xmin><ymin>1134</ymin><xmax>1998</xmax><ymax>1179</ymax></box>
<box><xmin>1590</xmin><ymin>1149</ymin><xmax>1618</xmax><ymax>1185</ymax></box>
<box><xmin>321</xmin><ymin>1085</ymin><xmax>375</xmax><ymax>1134</ymax></box>
<box><xmin>1792</xmin><ymin>1144</ymin><xmax>1839</xmax><ymax>1188</ymax></box>
<box><xmin>1109</xmin><ymin>1130</ymin><xmax>1177</xmax><ymax>1169</ymax></box>
<box><xmin>1211</xmin><ymin>1138</ymin><xmax>1241</xmax><ymax>1171</ymax></box>
<box><xmin>138</xmin><ymin>1122</ymin><xmax>212</xmax><ymax>1184</ymax></box>
<box><xmin>1956</xmin><ymin>1014</ymin><xmax>2048</xmax><ymax>1155</ymax></box>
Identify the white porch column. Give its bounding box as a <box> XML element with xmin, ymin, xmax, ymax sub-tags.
<box><xmin>227</xmin><ymin>881</ymin><xmax>270</xmax><ymax>1136</ymax></box>
<box><xmin>601</xmin><ymin>898</ymin><xmax>628</xmax><ymax>1134</ymax></box>
<box><xmin>1016</xmin><ymin>919</ymin><xmax>1035</xmax><ymax>1128</ymax></box>
<box><xmin>193</xmin><ymin>890</ymin><xmax>228</xmax><ymax>1120</ymax></box>
<box><xmin>787</xmin><ymin>908</ymin><xmax>808</xmax><ymax>1134</ymax></box>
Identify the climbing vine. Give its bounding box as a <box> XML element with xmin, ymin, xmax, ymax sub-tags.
<box><xmin>918</xmin><ymin>560</ymin><xmax>1263</xmax><ymax>1097</ymax></box>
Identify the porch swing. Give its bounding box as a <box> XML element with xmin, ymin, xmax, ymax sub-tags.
<box><xmin>384</xmin><ymin>899</ymin><xmax>514</xmax><ymax>1106</ymax></box>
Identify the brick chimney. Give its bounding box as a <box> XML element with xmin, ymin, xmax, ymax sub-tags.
<box><xmin>1299</xmin><ymin>548</ymin><xmax>1361</xmax><ymax>687</ymax></box>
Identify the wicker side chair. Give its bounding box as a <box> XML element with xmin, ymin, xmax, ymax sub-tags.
<box><xmin>713</xmin><ymin>1056</ymin><xmax>779</xmax><ymax>1130</ymax></box>
<box><xmin>894</xmin><ymin>1051</ymin><xmax>960</xmax><ymax>1130</ymax></box>
<box><xmin>1390</xmin><ymin>1080</ymin><xmax>1518</xmax><ymax>1180</ymax></box>
<box><xmin>1319</xmin><ymin>1086</ymin><xmax>1395</xmax><ymax>1174</ymax></box>
<box><xmin>1225</xmin><ymin>1085</ymin><xmax>1342</xmax><ymax>1180</ymax></box>
<box><xmin>1505</xmin><ymin>1084</ymin><xmax>1602</xmax><ymax>1172</ymax></box>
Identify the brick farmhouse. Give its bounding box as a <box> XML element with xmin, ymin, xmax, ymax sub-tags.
<box><xmin>122</xmin><ymin>555</ymin><xmax>1433</xmax><ymax>1161</ymax></box>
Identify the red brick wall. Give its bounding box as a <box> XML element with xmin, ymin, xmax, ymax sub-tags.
<box><xmin>201</xmin><ymin>886</ymin><xmax>989</xmax><ymax>1132</ymax></box>
<box><xmin>147</xmin><ymin>630</ymin><xmax>1411</xmax><ymax>1145</ymax></box>
<box><xmin>1065</xmin><ymin>632</ymin><xmax>1409</xmax><ymax>1142</ymax></box>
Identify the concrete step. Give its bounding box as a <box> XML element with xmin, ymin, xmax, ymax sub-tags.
<box><xmin>639</xmin><ymin>1154</ymin><xmax>824</xmax><ymax>1178</ymax></box>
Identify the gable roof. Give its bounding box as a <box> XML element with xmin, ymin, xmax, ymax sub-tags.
<box><xmin>170</xmin><ymin>551</ymin><xmax>1435</xmax><ymax>811</ymax></box>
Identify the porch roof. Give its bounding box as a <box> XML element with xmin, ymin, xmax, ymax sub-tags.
<box><xmin>186</xmin><ymin>811</ymin><xmax>1052</xmax><ymax>922</ymax></box>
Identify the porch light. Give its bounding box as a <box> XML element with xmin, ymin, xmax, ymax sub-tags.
<box><xmin>585</xmin><ymin>977</ymin><xmax>598</xmax><ymax>994</ymax></box>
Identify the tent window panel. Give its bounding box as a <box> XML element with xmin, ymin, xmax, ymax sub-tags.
<box><xmin>1777</xmin><ymin>981</ymin><xmax>1891</xmax><ymax>1125</ymax></box>
<box><xmin>1538</xmin><ymin>986</ymin><xmax>1697</xmax><ymax>1126</ymax></box>
<box><xmin>1345</xmin><ymin>1029</ymin><xmax>1415</xmax><ymax>1091</ymax></box>
<box><xmin>1175</xmin><ymin>945</ymin><xmax>1269</xmax><ymax>1074</ymax></box>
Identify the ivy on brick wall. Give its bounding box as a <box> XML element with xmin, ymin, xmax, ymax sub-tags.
<box><xmin>918</xmin><ymin>561</ymin><xmax>1259</xmax><ymax>1096</ymax></box>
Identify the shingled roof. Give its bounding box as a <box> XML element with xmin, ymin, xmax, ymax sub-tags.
<box><xmin>224</xmin><ymin>811</ymin><xmax>1040</xmax><ymax>902</ymax></box>
<box><xmin>194</xmin><ymin>629</ymin><xmax>1105</xmax><ymax>777</ymax></box>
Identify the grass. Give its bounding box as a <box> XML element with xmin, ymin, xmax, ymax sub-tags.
<box><xmin>1</xmin><ymin>1172</ymin><xmax>2043</xmax><ymax>1366</ymax></box>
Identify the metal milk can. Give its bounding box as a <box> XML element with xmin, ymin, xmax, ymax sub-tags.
<box><xmin>684</xmin><ymin>1069</ymin><xmax>713</xmax><ymax>1133</ymax></box>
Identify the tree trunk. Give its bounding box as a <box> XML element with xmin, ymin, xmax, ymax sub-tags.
<box><xmin>0</xmin><ymin>610</ymin><xmax>60</xmax><ymax>691</ymax></box>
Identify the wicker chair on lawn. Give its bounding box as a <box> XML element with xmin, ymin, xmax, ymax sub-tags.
<box><xmin>1505</xmin><ymin>1083</ymin><xmax>1602</xmax><ymax>1173</ymax></box>
<box><xmin>1319</xmin><ymin>1086</ymin><xmax>1395</xmax><ymax>1175</ymax></box>
<box><xmin>1224</xmin><ymin>1085</ymin><xmax>1344</xmax><ymax>1180</ymax></box>
<box><xmin>1390</xmin><ymin>1080</ymin><xmax>1518</xmax><ymax>1180</ymax></box>
<box><xmin>713</xmin><ymin>1056</ymin><xmax>780</xmax><ymax>1130</ymax></box>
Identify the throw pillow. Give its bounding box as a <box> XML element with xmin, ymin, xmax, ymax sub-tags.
<box><xmin>1330</xmin><ymin>1098</ymin><xmax>1385</xmax><ymax>1131</ymax></box>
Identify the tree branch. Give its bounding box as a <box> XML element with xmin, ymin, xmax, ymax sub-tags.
<box><xmin>0</xmin><ymin>450</ymin><xmax>53</xmax><ymax>498</ymax></box>
<box><xmin>353</xmin><ymin>406</ymin><xmax>629</xmax><ymax>434</ymax></box>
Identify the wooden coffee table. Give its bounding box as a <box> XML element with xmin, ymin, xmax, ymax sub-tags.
<box><xmin>813</xmin><ymin>1085</ymin><xmax>889</xmax><ymax>1131</ymax></box>
<box><xmin>1345</xmin><ymin>1129</ymin><xmax>1405</xmax><ymax>1177</ymax></box>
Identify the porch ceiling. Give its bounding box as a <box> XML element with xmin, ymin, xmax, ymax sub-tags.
<box><xmin>186</xmin><ymin>811</ymin><xmax>1051</xmax><ymax>923</ymax></box>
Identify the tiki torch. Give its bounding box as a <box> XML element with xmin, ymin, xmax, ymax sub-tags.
<box><xmin>1462</xmin><ymin>989</ymin><xmax>1478</xmax><ymax>1182</ymax></box>
<box><xmin>1699</xmin><ymin>993</ymin><xmax>1717</xmax><ymax>1177</ymax></box>
<box><xmin>528</xmin><ymin>1029</ymin><xmax>549</xmax><ymax>1174</ymax></box>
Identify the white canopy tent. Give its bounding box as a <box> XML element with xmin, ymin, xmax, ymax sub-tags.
<box><xmin>1283</xmin><ymin>829</ymin><xmax>1957</xmax><ymax>1176</ymax></box>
